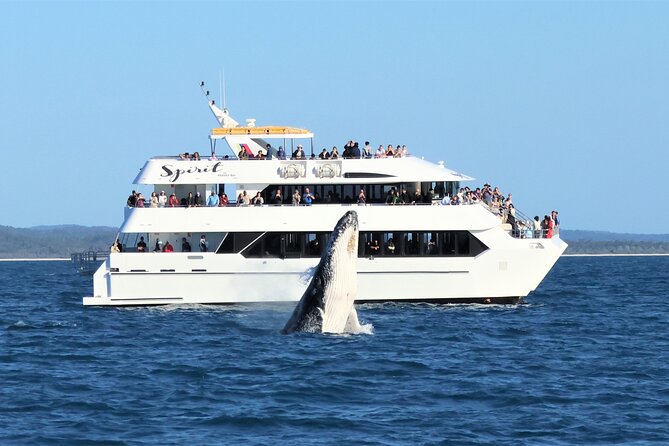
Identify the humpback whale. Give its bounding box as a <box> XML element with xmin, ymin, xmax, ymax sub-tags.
<box><xmin>282</xmin><ymin>210</ymin><xmax>361</xmax><ymax>334</ymax></box>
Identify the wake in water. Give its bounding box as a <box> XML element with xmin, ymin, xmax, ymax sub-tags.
<box><xmin>349</xmin><ymin>322</ymin><xmax>374</xmax><ymax>336</ymax></box>
<box><xmin>289</xmin><ymin>310</ymin><xmax>374</xmax><ymax>336</ymax></box>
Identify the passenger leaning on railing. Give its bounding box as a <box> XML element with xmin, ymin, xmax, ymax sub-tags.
<box><xmin>292</xmin><ymin>189</ymin><xmax>301</xmax><ymax>206</ymax></box>
<box><xmin>292</xmin><ymin>145</ymin><xmax>306</xmax><ymax>159</ymax></box>
<box><xmin>551</xmin><ymin>210</ymin><xmax>560</xmax><ymax>235</ymax></box>
<box><xmin>136</xmin><ymin>193</ymin><xmax>145</xmax><ymax>207</ymax></box>
<box><xmin>149</xmin><ymin>192</ymin><xmax>158</xmax><ymax>208</ymax></box>
<box><xmin>111</xmin><ymin>239</ymin><xmax>122</xmax><ymax>253</ymax></box>
<box><xmin>273</xmin><ymin>189</ymin><xmax>283</xmax><ymax>205</ymax></box>
<box><xmin>207</xmin><ymin>190</ymin><xmax>219</xmax><ymax>207</ymax></box>
<box><xmin>127</xmin><ymin>190</ymin><xmax>137</xmax><ymax>207</ymax></box>
<box><xmin>158</xmin><ymin>191</ymin><xmax>167</xmax><ymax>207</ymax></box>
<box><xmin>362</xmin><ymin>142</ymin><xmax>373</xmax><ymax>158</ymax></box>
<box><xmin>185</xmin><ymin>192</ymin><xmax>195</xmax><ymax>207</ymax></box>
<box><xmin>218</xmin><ymin>192</ymin><xmax>229</xmax><ymax>207</ymax></box>
<box><xmin>237</xmin><ymin>191</ymin><xmax>250</xmax><ymax>207</ymax></box>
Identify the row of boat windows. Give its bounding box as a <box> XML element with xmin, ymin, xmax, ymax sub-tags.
<box><xmin>217</xmin><ymin>231</ymin><xmax>488</xmax><ymax>258</ymax></box>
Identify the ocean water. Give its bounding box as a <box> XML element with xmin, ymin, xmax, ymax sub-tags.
<box><xmin>1</xmin><ymin>257</ymin><xmax>668</xmax><ymax>445</ymax></box>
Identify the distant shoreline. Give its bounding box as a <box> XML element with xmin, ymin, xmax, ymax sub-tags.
<box><xmin>562</xmin><ymin>253</ymin><xmax>669</xmax><ymax>257</ymax></box>
<box><xmin>0</xmin><ymin>258</ymin><xmax>70</xmax><ymax>262</ymax></box>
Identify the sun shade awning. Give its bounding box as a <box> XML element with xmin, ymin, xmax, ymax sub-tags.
<box><xmin>211</xmin><ymin>126</ymin><xmax>314</xmax><ymax>140</ymax></box>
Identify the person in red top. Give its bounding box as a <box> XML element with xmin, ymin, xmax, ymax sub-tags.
<box><xmin>219</xmin><ymin>192</ymin><xmax>229</xmax><ymax>207</ymax></box>
<box><xmin>543</xmin><ymin>215</ymin><xmax>554</xmax><ymax>239</ymax></box>
<box><xmin>163</xmin><ymin>241</ymin><xmax>174</xmax><ymax>252</ymax></box>
<box><xmin>168</xmin><ymin>193</ymin><xmax>179</xmax><ymax>207</ymax></box>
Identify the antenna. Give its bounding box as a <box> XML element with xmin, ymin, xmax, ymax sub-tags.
<box><xmin>220</xmin><ymin>69</ymin><xmax>227</xmax><ymax>109</ymax></box>
<box><xmin>200</xmin><ymin>78</ymin><xmax>239</xmax><ymax>128</ymax></box>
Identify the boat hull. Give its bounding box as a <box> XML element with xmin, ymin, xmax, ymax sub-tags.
<box><xmin>83</xmin><ymin>235</ymin><xmax>567</xmax><ymax>306</ymax></box>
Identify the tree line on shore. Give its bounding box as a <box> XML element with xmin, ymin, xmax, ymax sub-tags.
<box><xmin>0</xmin><ymin>225</ymin><xmax>118</xmax><ymax>258</ymax></box>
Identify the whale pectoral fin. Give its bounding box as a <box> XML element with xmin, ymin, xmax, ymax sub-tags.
<box><xmin>344</xmin><ymin>306</ymin><xmax>361</xmax><ymax>333</ymax></box>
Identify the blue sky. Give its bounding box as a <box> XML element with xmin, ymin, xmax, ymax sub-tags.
<box><xmin>1</xmin><ymin>2</ymin><xmax>668</xmax><ymax>233</ymax></box>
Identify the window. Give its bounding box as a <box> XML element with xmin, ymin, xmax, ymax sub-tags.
<box><xmin>226</xmin><ymin>230</ymin><xmax>487</xmax><ymax>259</ymax></box>
<box><xmin>405</xmin><ymin>232</ymin><xmax>420</xmax><ymax>256</ymax></box>
<box><xmin>423</xmin><ymin>232</ymin><xmax>439</xmax><ymax>255</ymax></box>
<box><xmin>305</xmin><ymin>233</ymin><xmax>323</xmax><ymax>257</ymax></box>
<box><xmin>218</xmin><ymin>232</ymin><xmax>263</xmax><ymax>254</ymax></box>
<box><xmin>284</xmin><ymin>233</ymin><xmax>302</xmax><ymax>258</ymax></box>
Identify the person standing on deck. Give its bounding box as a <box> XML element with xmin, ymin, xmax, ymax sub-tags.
<box><xmin>302</xmin><ymin>187</ymin><xmax>314</xmax><ymax>206</ymax></box>
<box><xmin>207</xmin><ymin>191</ymin><xmax>219</xmax><ymax>207</ymax></box>
<box><xmin>292</xmin><ymin>189</ymin><xmax>301</xmax><ymax>206</ymax></box>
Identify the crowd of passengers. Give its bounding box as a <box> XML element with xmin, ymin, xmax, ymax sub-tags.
<box><xmin>111</xmin><ymin>234</ymin><xmax>211</xmax><ymax>254</ymax></box>
<box><xmin>125</xmin><ymin>181</ymin><xmax>560</xmax><ymax>240</ymax></box>
<box><xmin>178</xmin><ymin>141</ymin><xmax>409</xmax><ymax>161</ymax></box>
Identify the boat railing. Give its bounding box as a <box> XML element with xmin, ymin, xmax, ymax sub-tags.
<box><xmin>71</xmin><ymin>250</ymin><xmax>108</xmax><ymax>275</ymax></box>
<box><xmin>153</xmin><ymin>154</ymin><xmax>417</xmax><ymax>161</ymax></box>
<box><xmin>130</xmin><ymin>201</ymin><xmax>456</xmax><ymax>209</ymax></box>
<box><xmin>478</xmin><ymin>201</ymin><xmax>557</xmax><ymax>240</ymax></box>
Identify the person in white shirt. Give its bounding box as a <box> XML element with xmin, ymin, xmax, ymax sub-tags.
<box><xmin>158</xmin><ymin>191</ymin><xmax>167</xmax><ymax>207</ymax></box>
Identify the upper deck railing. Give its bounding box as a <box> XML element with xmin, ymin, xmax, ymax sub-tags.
<box><xmin>157</xmin><ymin>153</ymin><xmax>418</xmax><ymax>161</ymax></box>
<box><xmin>126</xmin><ymin>199</ymin><xmax>556</xmax><ymax>240</ymax></box>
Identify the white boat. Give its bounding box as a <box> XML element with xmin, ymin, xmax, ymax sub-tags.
<box><xmin>83</xmin><ymin>92</ymin><xmax>567</xmax><ymax>306</ymax></box>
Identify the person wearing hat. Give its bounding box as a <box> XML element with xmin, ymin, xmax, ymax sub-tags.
<box><xmin>292</xmin><ymin>144</ymin><xmax>305</xmax><ymax>159</ymax></box>
<box><xmin>277</xmin><ymin>146</ymin><xmax>286</xmax><ymax>160</ymax></box>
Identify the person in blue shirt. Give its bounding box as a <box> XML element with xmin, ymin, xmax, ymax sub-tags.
<box><xmin>302</xmin><ymin>187</ymin><xmax>314</xmax><ymax>206</ymax></box>
<box><xmin>207</xmin><ymin>190</ymin><xmax>219</xmax><ymax>207</ymax></box>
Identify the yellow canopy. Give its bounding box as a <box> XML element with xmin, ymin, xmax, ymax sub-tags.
<box><xmin>212</xmin><ymin>126</ymin><xmax>311</xmax><ymax>136</ymax></box>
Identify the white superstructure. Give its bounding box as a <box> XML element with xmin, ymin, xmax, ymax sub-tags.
<box><xmin>83</xmin><ymin>97</ymin><xmax>566</xmax><ymax>306</ymax></box>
